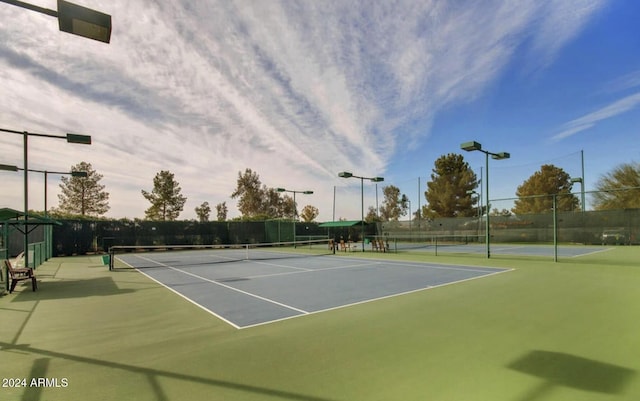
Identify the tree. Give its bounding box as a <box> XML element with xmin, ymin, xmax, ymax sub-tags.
<box><xmin>216</xmin><ymin>202</ymin><xmax>228</xmax><ymax>221</ymax></box>
<box><xmin>230</xmin><ymin>168</ymin><xmax>294</xmax><ymax>219</ymax></box>
<box><xmin>379</xmin><ymin>185</ymin><xmax>408</xmax><ymax>221</ymax></box>
<box><xmin>195</xmin><ymin>201</ymin><xmax>211</xmax><ymax>222</ymax></box>
<box><xmin>231</xmin><ymin>169</ymin><xmax>263</xmax><ymax>218</ymax></box>
<box><xmin>512</xmin><ymin>164</ymin><xmax>579</xmax><ymax>214</ymax></box>
<box><xmin>365</xmin><ymin>206</ymin><xmax>380</xmax><ymax>223</ymax></box>
<box><xmin>57</xmin><ymin>161</ymin><xmax>110</xmax><ymax>217</ymax></box>
<box><xmin>424</xmin><ymin>153</ymin><xmax>478</xmax><ymax>218</ymax></box>
<box><xmin>592</xmin><ymin>162</ymin><xmax>640</xmax><ymax>210</ymax></box>
<box><xmin>141</xmin><ymin>170</ymin><xmax>187</xmax><ymax>221</ymax></box>
<box><xmin>300</xmin><ymin>205</ymin><xmax>319</xmax><ymax>222</ymax></box>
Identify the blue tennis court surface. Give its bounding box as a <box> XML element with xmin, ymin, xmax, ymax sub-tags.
<box><xmin>116</xmin><ymin>250</ymin><xmax>511</xmax><ymax>329</ymax></box>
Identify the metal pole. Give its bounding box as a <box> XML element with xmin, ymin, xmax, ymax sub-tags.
<box><xmin>485</xmin><ymin>153</ymin><xmax>490</xmax><ymax>259</ymax></box>
<box><xmin>44</xmin><ymin>171</ymin><xmax>48</xmax><ymax>217</ymax></box>
<box><xmin>361</xmin><ymin>177</ymin><xmax>365</xmax><ymax>252</ymax></box>
<box><xmin>553</xmin><ymin>194</ymin><xmax>558</xmax><ymax>262</ymax></box>
<box><xmin>333</xmin><ymin>186</ymin><xmax>336</xmax><ymax>221</ymax></box>
<box><xmin>581</xmin><ymin>150</ymin><xmax>586</xmax><ymax>211</ymax></box>
<box><xmin>417</xmin><ymin>177</ymin><xmax>421</xmax><ymax>230</ymax></box>
<box><xmin>375</xmin><ymin>183</ymin><xmax>379</xmax><ymax>219</ymax></box>
<box><xmin>44</xmin><ymin>171</ymin><xmax>48</xmax><ymax>261</ymax></box>
<box><xmin>23</xmin><ymin>131</ymin><xmax>30</xmax><ymax>268</ymax></box>
<box><xmin>0</xmin><ymin>0</ymin><xmax>58</xmax><ymax>17</ymax></box>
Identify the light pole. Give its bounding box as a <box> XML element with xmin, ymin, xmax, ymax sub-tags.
<box><xmin>9</xmin><ymin>168</ymin><xmax>88</xmax><ymax>217</ymax></box>
<box><xmin>570</xmin><ymin>177</ymin><xmax>585</xmax><ymax>211</ymax></box>
<box><xmin>14</xmin><ymin>167</ymin><xmax>87</xmax><ymax>260</ymax></box>
<box><xmin>461</xmin><ymin>141</ymin><xmax>510</xmax><ymax>258</ymax></box>
<box><xmin>1</xmin><ymin>128</ymin><xmax>91</xmax><ymax>268</ymax></box>
<box><xmin>0</xmin><ymin>0</ymin><xmax>112</xmax><ymax>43</ymax></box>
<box><xmin>338</xmin><ymin>171</ymin><xmax>384</xmax><ymax>252</ymax></box>
<box><xmin>466</xmin><ymin>189</ymin><xmax>481</xmax><ymax>238</ymax></box>
<box><xmin>276</xmin><ymin>188</ymin><xmax>313</xmax><ymax>244</ymax></box>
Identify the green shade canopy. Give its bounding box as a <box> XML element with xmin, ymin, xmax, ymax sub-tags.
<box><xmin>318</xmin><ymin>220</ymin><xmax>367</xmax><ymax>228</ymax></box>
<box><xmin>0</xmin><ymin>208</ymin><xmax>62</xmax><ymax>226</ymax></box>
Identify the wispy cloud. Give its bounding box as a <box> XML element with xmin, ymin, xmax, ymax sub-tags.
<box><xmin>0</xmin><ymin>0</ymin><xmax>609</xmax><ymax>219</ymax></box>
<box><xmin>551</xmin><ymin>92</ymin><xmax>640</xmax><ymax>141</ymax></box>
<box><xmin>605</xmin><ymin>69</ymin><xmax>640</xmax><ymax>93</ymax></box>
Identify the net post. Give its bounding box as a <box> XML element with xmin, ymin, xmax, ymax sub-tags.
<box><xmin>109</xmin><ymin>246</ymin><xmax>114</xmax><ymax>271</ymax></box>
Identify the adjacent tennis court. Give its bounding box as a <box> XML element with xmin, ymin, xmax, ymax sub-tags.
<box><xmin>393</xmin><ymin>241</ymin><xmax>610</xmax><ymax>257</ymax></box>
<box><xmin>113</xmin><ymin>243</ymin><xmax>511</xmax><ymax>328</ymax></box>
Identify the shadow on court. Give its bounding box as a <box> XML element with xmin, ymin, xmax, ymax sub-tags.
<box><xmin>8</xmin><ymin>276</ymin><xmax>136</xmax><ymax>301</ymax></box>
<box><xmin>1</xmin><ymin>341</ymin><xmax>341</xmax><ymax>401</ymax></box>
<box><xmin>508</xmin><ymin>350</ymin><xmax>636</xmax><ymax>400</ymax></box>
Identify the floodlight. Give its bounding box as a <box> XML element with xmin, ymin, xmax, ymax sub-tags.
<box><xmin>0</xmin><ymin>164</ymin><xmax>19</xmax><ymax>171</ymax></box>
<box><xmin>338</xmin><ymin>171</ymin><xmax>353</xmax><ymax>178</ymax></box>
<box><xmin>492</xmin><ymin>152</ymin><xmax>510</xmax><ymax>160</ymax></box>
<box><xmin>66</xmin><ymin>133</ymin><xmax>92</xmax><ymax>144</ymax></box>
<box><xmin>57</xmin><ymin>0</ymin><xmax>112</xmax><ymax>43</ymax></box>
<box><xmin>461</xmin><ymin>141</ymin><xmax>482</xmax><ymax>152</ymax></box>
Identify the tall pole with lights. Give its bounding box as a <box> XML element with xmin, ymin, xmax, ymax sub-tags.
<box><xmin>460</xmin><ymin>141</ymin><xmax>510</xmax><ymax>259</ymax></box>
<box><xmin>338</xmin><ymin>171</ymin><xmax>384</xmax><ymax>252</ymax></box>
<box><xmin>1</xmin><ymin>128</ymin><xmax>91</xmax><ymax>268</ymax></box>
<box><xmin>276</xmin><ymin>188</ymin><xmax>313</xmax><ymax>244</ymax></box>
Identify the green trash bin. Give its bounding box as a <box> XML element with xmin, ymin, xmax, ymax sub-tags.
<box><xmin>101</xmin><ymin>255</ymin><xmax>110</xmax><ymax>265</ymax></box>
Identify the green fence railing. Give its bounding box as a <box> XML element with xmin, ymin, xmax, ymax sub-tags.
<box><xmin>27</xmin><ymin>241</ymin><xmax>46</xmax><ymax>269</ymax></box>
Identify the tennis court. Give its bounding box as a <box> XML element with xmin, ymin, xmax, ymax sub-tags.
<box><xmin>114</xmin><ymin>243</ymin><xmax>511</xmax><ymax>328</ymax></box>
<box><xmin>393</xmin><ymin>241</ymin><xmax>611</xmax><ymax>257</ymax></box>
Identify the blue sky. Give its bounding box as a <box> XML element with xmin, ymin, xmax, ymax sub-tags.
<box><xmin>1</xmin><ymin>0</ymin><xmax>639</xmax><ymax>221</ymax></box>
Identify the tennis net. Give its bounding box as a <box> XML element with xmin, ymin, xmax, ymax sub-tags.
<box><xmin>108</xmin><ymin>238</ymin><xmax>335</xmax><ymax>270</ymax></box>
<box><xmin>372</xmin><ymin>234</ymin><xmax>483</xmax><ymax>253</ymax></box>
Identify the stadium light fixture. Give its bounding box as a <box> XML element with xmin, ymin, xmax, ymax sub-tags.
<box><xmin>460</xmin><ymin>141</ymin><xmax>510</xmax><ymax>259</ymax></box>
<box><xmin>276</xmin><ymin>187</ymin><xmax>314</xmax><ymax>243</ymax></box>
<box><xmin>0</xmin><ymin>164</ymin><xmax>19</xmax><ymax>171</ymax></box>
<box><xmin>338</xmin><ymin>171</ymin><xmax>384</xmax><ymax>252</ymax></box>
<box><xmin>460</xmin><ymin>141</ymin><xmax>482</xmax><ymax>152</ymax></box>
<box><xmin>1</xmin><ymin>127</ymin><xmax>92</xmax><ymax>268</ymax></box>
<box><xmin>0</xmin><ymin>0</ymin><xmax>112</xmax><ymax>43</ymax></box>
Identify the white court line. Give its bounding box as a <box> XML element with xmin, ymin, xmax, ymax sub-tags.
<box><xmin>243</xmin><ymin>261</ymin><xmax>381</xmax><ymax>280</ymax></box>
<box><xmin>116</xmin><ymin>256</ymin><xmax>243</xmax><ymax>329</ymax></box>
<box><xmin>571</xmin><ymin>247</ymin><xmax>614</xmax><ymax>258</ymax></box>
<box><xmin>130</xmin><ymin>254</ymin><xmax>310</xmax><ymax>315</ymax></box>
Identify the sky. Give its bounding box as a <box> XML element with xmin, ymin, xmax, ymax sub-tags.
<box><xmin>1</xmin><ymin>0</ymin><xmax>639</xmax><ymax>222</ymax></box>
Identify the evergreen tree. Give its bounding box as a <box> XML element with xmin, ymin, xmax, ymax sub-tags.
<box><xmin>424</xmin><ymin>154</ymin><xmax>478</xmax><ymax>218</ymax></box>
<box><xmin>195</xmin><ymin>201</ymin><xmax>211</xmax><ymax>222</ymax></box>
<box><xmin>215</xmin><ymin>202</ymin><xmax>228</xmax><ymax>221</ymax></box>
<box><xmin>57</xmin><ymin>161</ymin><xmax>110</xmax><ymax>217</ymax></box>
<box><xmin>512</xmin><ymin>164</ymin><xmax>579</xmax><ymax>214</ymax></box>
<box><xmin>141</xmin><ymin>170</ymin><xmax>187</xmax><ymax>221</ymax></box>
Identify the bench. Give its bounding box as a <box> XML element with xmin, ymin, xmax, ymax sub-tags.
<box><xmin>4</xmin><ymin>258</ymin><xmax>37</xmax><ymax>293</ymax></box>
